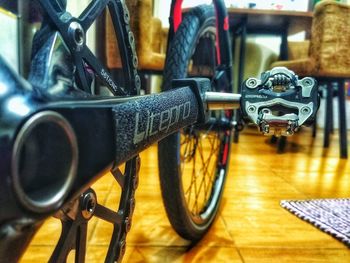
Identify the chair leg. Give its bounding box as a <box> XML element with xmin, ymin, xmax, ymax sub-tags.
<box><xmin>324</xmin><ymin>83</ymin><xmax>333</xmax><ymax>148</ymax></box>
<box><xmin>277</xmin><ymin>136</ymin><xmax>287</xmax><ymax>153</ymax></box>
<box><xmin>312</xmin><ymin>118</ymin><xmax>317</xmax><ymax>138</ymax></box>
<box><xmin>234</xmin><ymin>20</ymin><xmax>247</xmax><ymax>144</ymax></box>
<box><xmin>233</xmin><ymin>112</ymin><xmax>241</xmax><ymax>143</ymax></box>
<box><xmin>270</xmin><ymin>135</ymin><xmax>278</xmax><ymax>143</ymax></box>
<box><xmin>140</xmin><ymin>73</ymin><xmax>151</xmax><ymax>94</ymax></box>
<box><xmin>338</xmin><ymin>80</ymin><xmax>348</xmax><ymax>159</ymax></box>
<box><xmin>330</xmin><ymin>82</ymin><xmax>337</xmax><ymax>134</ymax></box>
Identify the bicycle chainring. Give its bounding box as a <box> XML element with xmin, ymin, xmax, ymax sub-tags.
<box><xmin>30</xmin><ymin>0</ymin><xmax>141</xmax><ymax>262</ymax></box>
<box><xmin>50</xmin><ymin>156</ymin><xmax>140</xmax><ymax>262</ymax></box>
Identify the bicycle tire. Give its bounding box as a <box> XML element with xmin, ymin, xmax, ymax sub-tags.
<box><xmin>158</xmin><ymin>5</ymin><xmax>232</xmax><ymax>241</ymax></box>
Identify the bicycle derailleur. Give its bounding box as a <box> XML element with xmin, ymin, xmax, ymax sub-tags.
<box><xmin>240</xmin><ymin>67</ymin><xmax>319</xmax><ymax>136</ymax></box>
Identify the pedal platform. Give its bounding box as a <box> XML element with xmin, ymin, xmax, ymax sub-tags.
<box><xmin>240</xmin><ymin>67</ymin><xmax>319</xmax><ymax>136</ymax></box>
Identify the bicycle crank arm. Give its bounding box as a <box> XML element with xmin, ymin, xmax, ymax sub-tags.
<box><xmin>0</xmin><ymin>73</ymin><xmax>214</xmax><ymax>261</ymax></box>
<box><xmin>0</xmin><ymin>59</ymin><xmax>212</xmax><ymax>238</ymax></box>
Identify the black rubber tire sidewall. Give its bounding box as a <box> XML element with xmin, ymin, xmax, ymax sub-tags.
<box><xmin>158</xmin><ymin>5</ymin><xmax>231</xmax><ymax>241</ymax></box>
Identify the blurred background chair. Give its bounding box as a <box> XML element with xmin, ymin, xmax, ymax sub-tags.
<box><xmin>229</xmin><ymin>7</ymin><xmax>313</xmax><ymax>143</ymax></box>
<box><xmin>271</xmin><ymin>0</ymin><xmax>350</xmax><ymax>158</ymax></box>
<box><xmin>234</xmin><ymin>40</ymin><xmax>278</xmax><ymax>89</ymax></box>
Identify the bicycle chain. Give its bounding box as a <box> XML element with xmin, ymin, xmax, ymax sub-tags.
<box><xmin>69</xmin><ymin>1</ymin><xmax>142</xmax><ymax>261</ymax></box>
<box><xmin>118</xmin><ymin>0</ymin><xmax>141</xmax><ymax>93</ymax></box>
<box><xmin>110</xmin><ymin>155</ymin><xmax>140</xmax><ymax>262</ymax></box>
<box><xmin>110</xmin><ymin>2</ymin><xmax>140</xmax><ymax>261</ymax></box>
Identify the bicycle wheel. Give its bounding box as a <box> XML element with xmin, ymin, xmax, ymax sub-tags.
<box><xmin>25</xmin><ymin>1</ymin><xmax>140</xmax><ymax>262</ymax></box>
<box><xmin>158</xmin><ymin>5</ymin><xmax>232</xmax><ymax>241</ymax></box>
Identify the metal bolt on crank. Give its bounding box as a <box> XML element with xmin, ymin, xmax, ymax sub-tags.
<box><xmin>68</xmin><ymin>21</ymin><xmax>85</xmax><ymax>50</ymax></box>
<box><xmin>80</xmin><ymin>189</ymin><xmax>97</xmax><ymax>220</ymax></box>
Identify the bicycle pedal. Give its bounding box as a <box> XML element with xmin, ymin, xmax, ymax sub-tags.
<box><xmin>240</xmin><ymin>67</ymin><xmax>319</xmax><ymax>136</ymax></box>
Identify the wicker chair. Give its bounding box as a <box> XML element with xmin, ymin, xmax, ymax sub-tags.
<box><xmin>105</xmin><ymin>0</ymin><xmax>167</xmax><ymax>71</ymax></box>
<box><xmin>271</xmin><ymin>0</ymin><xmax>349</xmax><ymax>158</ymax></box>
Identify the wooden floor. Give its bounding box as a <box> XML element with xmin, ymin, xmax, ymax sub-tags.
<box><xmin>22</xmin><ymin>127</ymin><xmax>350</xmax><ymax>262</ymax></box>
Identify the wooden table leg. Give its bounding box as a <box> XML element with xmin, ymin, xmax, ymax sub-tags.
<box><xmin>338</xmin><ymin>79</ymin><xmax>348</xmax><ymax>158</ymax></box>
<box><xmin>234</xmin><ymin>17</ymin><xmax>247</xmax><ymax>143</ymax></box>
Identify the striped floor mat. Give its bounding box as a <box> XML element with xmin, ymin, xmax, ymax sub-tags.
<box><xmin>281</xmin><ymin>198</ymin><xmax>350</xmax><ymax>247</ymax></box>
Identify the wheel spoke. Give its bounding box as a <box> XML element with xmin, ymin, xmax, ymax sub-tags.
<box><xmin>201</xmin><ymin>137</ymin><xmax>220</xmax><ymax>205</ymax></box>
<box><xmin>203</xmin><ymin>137</ymin><xmax>220</xmax><ymax>185</ymax></box>
<box><xmin>197</xmin><ymin>138</ymin><xmax>211</xmax><ymax>179</ymax></box>
<box><xmin>192</xmin><ymin>144</ymin><xmax>199</xmax><ymax>214</ymax></box>
<box><xmin>182</xmin><ymin>133</ymin><xmax>195</xmax><ymax>161</ymax></box>
<box><xmin>206</xmin><ymin>144</ymin><xmax>219</xmax><ymax>204</ymax></box>
<box><xmin>185</xmin><ymin>141</ymin><xmax>196</xmax><ymax>208</ymax></box>
<box><xmin>182</xmin><ymin>37</ymin><xmax>223</xmax><ymax>216</ymax></box>
<box><xmin>79</xmin><ymin>0</ymin><xmax>109</xmax><ymax>31</ymax></box>
<box><xmin>186</xmin><ymin>133</ymin><xmax>220</xmax><ymax>215</ymax></box>
<box><xmin>193</xmin><ymin>139</ymin><xmax>208</xmax><ymax>212</ymax></box>
<box><xmin>181</xmin><ymin>134</ymin><xmax>190</xmax><ymax>160</ymax></box>
<box><xmin>206</xmin><ymin>132</ymin><xmax>214</xmax><ymax>148</ymax></box>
